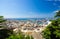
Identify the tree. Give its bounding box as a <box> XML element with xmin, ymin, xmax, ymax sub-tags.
<box><xmin>42</xmin><ymin>10</ymin><xmax>60</xmax><ymax>39</ymax></box>
<box><xmin>55</xmin><ymin>10</ymin><xmax>60</xmax><ymax>17</ymax></box>
<box><xmin>0</xmin><ymin>16</ymin><xmax>13</xmax><ymax>39</ymax></box>
<box><xmin>0</xmin><ymin>29</ymin><xmax>13</xmax><ymax>39</ymax></box>
<box><xmin>0</xmin><ymin>16</ymin><xmax>6</xmax><ymax>28</ymax></box>
<box><xmin>0</xmin><ymin>16</ymin><xmax>6</xmax><ymax>23</ymax></box>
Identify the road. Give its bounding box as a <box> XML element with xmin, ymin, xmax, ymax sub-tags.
<box><xmin>31</xmin><ymin>32</ymin><xmax>43</xmax><ymax>39</ymax></box>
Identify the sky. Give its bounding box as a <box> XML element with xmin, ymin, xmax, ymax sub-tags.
<box><xmin>0</xmin><ymin>0</ymin><xmax>60</xmax><ymax>18</ymax></box>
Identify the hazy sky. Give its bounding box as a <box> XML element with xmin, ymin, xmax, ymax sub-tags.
<box><xmin>0</xmin><ymin>0</ymin><xmax>60</xmax><ymax>18</ymax></box>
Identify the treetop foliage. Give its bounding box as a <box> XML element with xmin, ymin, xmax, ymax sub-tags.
<box><xmin>42</xmin><ymin>10</ymin><xmax>60</xmax><ymax>39</ymax></box>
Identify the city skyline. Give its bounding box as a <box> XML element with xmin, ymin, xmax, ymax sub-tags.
<box><xmin>0</xmin><ymin>0</ymin><xmax>60</xmax><ymax>18</ymax></box>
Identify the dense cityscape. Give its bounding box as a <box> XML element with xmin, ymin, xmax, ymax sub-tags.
<box><xmin>0</xmin><ymin>18</ymin><xmax>51</xmax><ymax>39</ymax></box>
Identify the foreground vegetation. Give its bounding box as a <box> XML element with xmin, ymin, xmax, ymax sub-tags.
<box><xmin>42</xmin><ymin>10</ymin><xmax>60</xmax><ymax>39</ymax></box>
<box><xmin>6</xmin><ymin>33</ymin><xmax>34</xmax><ymax>39</ymax></box>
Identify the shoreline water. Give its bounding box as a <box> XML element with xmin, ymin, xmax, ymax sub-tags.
<box><xmin>4</xmin><ymin>17</ymin><xmax>54</xmax><ymax>20</ymax></box>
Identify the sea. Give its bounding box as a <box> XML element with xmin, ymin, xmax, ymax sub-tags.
<box><xmin>5</xmin><ymin>18</ymin><xmax>48</xmax><ymax>21</ymax></box>
<box><xmin>5</xmin><ymin>17</ymin><xmax>54</xmax><ymax>21</ymax></box>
